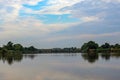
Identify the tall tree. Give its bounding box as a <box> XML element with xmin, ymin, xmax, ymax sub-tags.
<box><xmin>81</xmin><ymin>41</ymin><xmax>99</xmax><ymax>52</ymax></box>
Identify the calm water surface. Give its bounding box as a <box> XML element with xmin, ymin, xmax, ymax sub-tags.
<box><xmin>0</xmin><ymin>53</ymin><xmax>120</xmax><ymax>80</ymax></box>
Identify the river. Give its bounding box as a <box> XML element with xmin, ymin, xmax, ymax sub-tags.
<box><xmin>0</xmin><ymin>53</ymin><xmax>120</xmax><ymax>80</ymax></box>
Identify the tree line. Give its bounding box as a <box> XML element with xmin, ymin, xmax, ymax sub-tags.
<box><xmin>0</xmin><ymin>41</ymin><xmax>120</xmax><ymax>54</ymax></box>
<box><xmin>0</xmin><ymin>41</ymin><xmax>38</xmax><ymax>54</ymax></box>
<box><xmin>0</xmin><ymin>41</ymin><xmax>81</xmax><ymax>53</ymax></box>
<box><xmin>81</xmin><ymin>41</ymin><xmax>120</xmax><ymax>53</ymax></box>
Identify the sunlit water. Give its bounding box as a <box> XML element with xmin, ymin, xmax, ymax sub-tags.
<box><xmin>0</xmin><ymin>53</ymin><xmax>120</xmax><ymax>80</ymax></box>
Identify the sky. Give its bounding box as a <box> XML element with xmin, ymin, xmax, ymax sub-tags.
<box><xmin>0</xmin><ymin>0</ymin><xmax>120</xmax><ymax>48</ymax></box>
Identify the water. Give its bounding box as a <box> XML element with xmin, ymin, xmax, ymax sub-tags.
<box><xmin>0</xmin><ymin>53</ymin><xmax>120</xmax><ymax>80</ymax></box>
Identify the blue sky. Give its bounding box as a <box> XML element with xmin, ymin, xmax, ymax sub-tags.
<box><xmin>0</xmin><ymin>0</ymin><xmax>120</xmax><ymax>48</ymax></box>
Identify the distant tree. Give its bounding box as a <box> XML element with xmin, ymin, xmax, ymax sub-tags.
<box><xmin>81</xmin><ymin>43</ymin><xmax>88</xmax><ymax>52</ymax></box>
<box><xmin>110</xmin><ymin>45</ymin><xmax>114</xmax><ymax>48</ymax></box>
<box><xmin>0</xmin><ymin>47</ymin><xmax>2</xmax><ymax>50</ymax></box>
<box><xmin>114</xmin><ymin>44</ymin><xmax>120</xmax><ymax>49</ymax></box>
<box><xmin>5</xmin><ymin>41</ymin><xmax>13</xmax><ymax>50</ymax></box>
<box><xmin>13</xmin><ymin>44</ymin><xmax>23</xmax><ymax>51</ymax></box>
<box><xmin>81</xmin><ymin>41</ymin><xmax>99</xmax><ymax>52</ymax></box>
<box><xmin>28</xmin><ymin>46</ymin><xmax>37</xmax><ymax>52</ymax></box>
<box><xmin>101</xmin><ymin>43</ymin><xmax>110</xmax><ymax>49</ymax></box>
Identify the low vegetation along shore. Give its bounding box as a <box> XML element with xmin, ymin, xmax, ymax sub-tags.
<box><xmin>0</xmin><ymin>41</ymin><xmax>120</xmax><ymax>54</ymax></box>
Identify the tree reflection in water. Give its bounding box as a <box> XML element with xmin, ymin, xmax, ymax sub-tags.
<box><xmin>101</xmin><ymin>53</ymin><xmax>111</xmax><ymax>60</ymax></box>
<box><xmin>81</xmin><ymin>53</ymin><xmax>99</xmax><ymax>63</ymax></box>
<box><xmin>0</xmin><ymin>53</ymin><xmax>23</xmax><ymax>65</ymax></box>
<box><xmin>0</xmin><ymin>52</ymin><xmax>120</xmax><ymax>65</ymax></box>
<box><xmin>24</xmin><ymin>54</ymin><xmax>37</xmax><ymax>60</ymax></box>
<box><xmin>82</xmin><ymin>52</ymin><xmax>120</xmax><ymax>63</ymax></box>
<box><xmin>0</xmin><ymin>53</ymin><xmax>37</xmax><ymax>65</ymax></box>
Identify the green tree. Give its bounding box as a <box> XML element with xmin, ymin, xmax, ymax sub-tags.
<box><xmin>28</xmin><ymin>46</ymin><xmax>37</xmax><ymax>52</ymax></box>
<box><xmin>13</xmin><ymin>44</ymin><xmax>23</xmax><ymax>51</ymax></box>
<box><xmin>5</xmin><ymin>41</ymin><xmax>13</xmax><ymax>50</ymax></box>
<box><xmin>101</xmin><ymin>43</ymin><xmax>110</xmax><ymax>49</ymax></box>
<box><xmin>114</xmin><ymin>44</ymin><xmax>120</xmax><ymax>49</ymax></box>
<box><xmin>81</xmin><ymin>41</ymin><xmax>99</xmax><ymax>52</ymax></box>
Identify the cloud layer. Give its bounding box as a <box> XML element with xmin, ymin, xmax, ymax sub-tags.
<box><xmin>0</xmin><ymin>0</ymin><xmax>120</xmax><ymax>48</ymax></box>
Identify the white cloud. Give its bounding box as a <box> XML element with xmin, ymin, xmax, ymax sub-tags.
<box><xmin>81</xmin><ymin>16</ymin><xmax>100</xmax><ymax>22</ymax></box>
<box><xmin>22</xmin><ymin>0</ymin><xmax>43</xmax><ymax>5</ymax></box>
<box><xmin>0</xmin><ymin>0</ymin><xmax>120</xmax><ymax>22</ymax></box>
<box><xmin>0</xmin><ymin>0</ymin><xmax>120</xmax><ymax>47</ymax></box>
<box><xmin>23</xmin><ymin>0</ymin><xmax>83</xmax><ymax>15</ymax></box>
<box><xmin>0</xmin><ymin>2</ymin><xmax>21</xmax><ymax>21</ymax></box>
<box><xmin>1</xmin><ymin>0</ymin><xmax>120</xmax><ymax>22</ymax></box>
<box><xmin>0</xmin><ymin>17</ymin><xmax>79</xmax><ymax>40</ymax></box>
<box><xmin>0</xmin><ymin>0</ymin><xmax>43</xmax><ymax>22</ymax></box>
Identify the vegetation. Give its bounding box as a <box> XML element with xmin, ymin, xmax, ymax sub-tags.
<box><xmin>0</xmin><ymin>41</ymin><xmax>119</xmax><ymax>65</ymax></box>
<box><xmin>81</xmin><ymin>41</ymin><xmax>120</xmax><ymax>53</ymax></box>
<box><xmin>0</xmin><ymin>41</ymin><xmax>120</xmax><ymax>55</ymax></box>
<box><xmin>81</xmin><ymin>41</ymin><xmax>99</xmax><ymax>53</ymax></box>
<box><xmin>39</xmin><ymin>47</ymin><xmax>81</xmax><ymax>53</ymax></box>
<box><xmin>0</xmin><ymin>41</ymin><xmax>81</xmax><ymax>54</ymax></box>
<box><xmin>0</xmin><ymin>41</ymin><xmax>38</xmax><ymax>54</ymax></box>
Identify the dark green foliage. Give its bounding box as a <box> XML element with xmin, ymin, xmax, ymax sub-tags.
<box><xmin>22</xmin><ymin>46</ymin><xmax>38</xmax><ymax>53</ymax></box>
<box><xmin>0</xmin><ymin>41</ymin><xmax>38</xmax><ymax>54</ymax></box>
<box><xmin>13</xmin><ymin>44</ymin><xmax>23</xmax><ymax>51</ymax></box>
<box><xmin>28</xmin><ymin>46</ymin><xmax>36</xmax><ymax>51</ymax></box>
<box><xmin>39</xmin><ymin>47</ymin><xmax>81</xmax><ymax>53</ymax></box>
<box><xmin>7</xmin><ymin>41</ymin><xmax>13</xmax><ymax>50</ymax></box>
<box><xmin>0</xmin><ymin>41</ymin><xmax>119</xmax><ymax>54</ymax></box>
<box><xmin>81</xmin><ymin>41</ymin><xmax>120</xmax><ymax>53</ymax></box>
<box><xmin>81</xmin><ymin>41</ymin><xmax>99</xmax><ymax>53</ymax></box>
<box><xmin>101</xmin><ymin>43</ymin><xmax>110</xmax><ymax>49</ymax></box>
<box><xmin>114</xmin><ymin>44</ymin><xmax>120</xmax><ymax>48</ymax></box>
